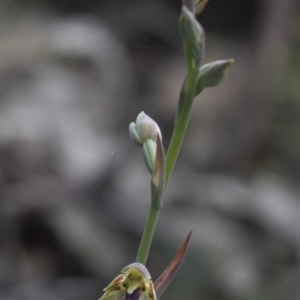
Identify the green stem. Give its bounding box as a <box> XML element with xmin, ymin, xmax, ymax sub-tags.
<box><xmin>136</xmin><ymin>36</ymin><xmax>199</xmax><ymax>265</ymax></box>
<box><xmin>136</xmin><ymin>206</ymin><xmax>160</xmax><ymax>264</ymax></box>
<box><xmin>136</xmin><ymin>77</ymin><xmax>198</xmax><ymax>264</ymax></box>
<box><xmin>165</xmin><ymin>53</ymin><xmax>198</xmax><ymax>186</ymax></box>
<box><xmin>136</xmin><ymin>71</ymin><xmax>197</xmax><ymax>263</ymax></box>
<box><xmin>136</xmin><ymin>134</ymin><xmax>165</xmax><ymax>265</ymax></box>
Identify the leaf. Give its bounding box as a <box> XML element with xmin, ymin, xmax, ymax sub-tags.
<box><xmin>154</xmin><ymin>231</ymin><xmax>192</xmax><ymax>299</ymax></box>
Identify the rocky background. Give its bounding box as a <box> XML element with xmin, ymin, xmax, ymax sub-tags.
<box><xmin>0</xmin><ymin>0</ymin><xmax>300</xmax><ymax>300</ymax></box>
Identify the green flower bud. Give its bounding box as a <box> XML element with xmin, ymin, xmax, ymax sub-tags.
<box><xmin>196</xmin><ymin>59</ymin><xmax>234</xmax><ymax>94</ymax></box>
<box><xmin>129</xmin><ymin>112</ymin><xmax>162</xmax><ymax>174</ymax></box>
<box><xmin>129</xmin><ymin>112</ymin><xmax>162</xmax><ymax>147</ymax></box>
<box><xmin>136</xmin><ymin>112</ymin><xmax>161</xmax><ymax>142</ymax></box>
<box><xmin>179</xmin><ymin>6</ymin><xmax>205</xmax><ymax>71</ymax></box>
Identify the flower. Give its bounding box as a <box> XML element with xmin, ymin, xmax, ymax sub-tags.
<box><xmin>98</xmin><ymin>232</ymin><xmax>192</xmax><ymax>300</ymax></box>
<box><xmin>99</xmin><ymin>262</ymin><xmax>156</xmax><ymax>300</ymax></box>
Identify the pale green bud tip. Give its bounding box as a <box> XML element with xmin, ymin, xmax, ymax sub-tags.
<box><xmin>129</xmin><ymin>122</ymin><xmax>143</xmax><ymax>147</ymax></box>
<box><xmin>196</xmin><ymin>59</ymin><xmax>234</xmax><ymax>92</ymax></box>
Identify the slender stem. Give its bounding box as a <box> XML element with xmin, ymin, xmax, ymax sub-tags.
<box><xmin>136</xmin><ymin>43</ymin><xmax>198</xmax><ymax>264</ymax></box>
<box><xmin>136</xmin><ymin>26</ymin><xmax>200</xmax><ymax>265</ymax></box>
<box><xmin>165</xmin><ymin>46</ymin><xmax>198</xmax><ymax>186</ymax></box>
<box><xmin>136</xmin><ymin>206</ymin><xmax>160</xmax><ymax>264</ymax></box>
<box><xmin>136</xmin><ymin>136</ymin><xmax>165</xmax><ymax>265</ymax></box>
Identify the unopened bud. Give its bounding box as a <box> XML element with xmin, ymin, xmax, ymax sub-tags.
<box><xmin>179</xmin><ymin>6</ymin><xmax>205</xmax><ymax>71</ymax></box>
<box><xmin>196</xmin><ymin>59</ymin><xmax>234</xmax><ymax>94</ymax></box>
<box><xmin>129</xmin><ymin>112</ymin><xmax>162</xmax><ymax>173</ymax></box>
<box><xmin>129</xmin><ymin>112</ymin><xmax>161</xmax><ymax>146</ymax></box>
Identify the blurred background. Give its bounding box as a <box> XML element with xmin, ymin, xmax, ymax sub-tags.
<box><xmin>0</xmin><ymin>0</ymin><xmax>300</xmax><ymax>299</ymax></box>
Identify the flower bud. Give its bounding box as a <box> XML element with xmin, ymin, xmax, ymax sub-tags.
<box><xmin>129</xmin><ymin>112</ymin><xmax>162</xmax><ymax>174</ymax></box>
<box><xmin>196</xmin><ymin>59</ymin><xmax>234</xmax><ymax>94</ymax></box>
<box><xmin>136</xmin><ymin>112</ymin><xmax>161</xmax><ymax>142</ymax></box>
<box><xmin>179</xmin><ymin>6</ymin><xmax>205</xmax><ymax>71</ymax></box>
<box><xmin>129</xmin><ymin>112</ymin><xmax>161</xmax><ymax>146</ymax></box>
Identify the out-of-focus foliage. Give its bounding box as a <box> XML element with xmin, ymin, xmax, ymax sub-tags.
<box><xmin>0</xmin><ymin>1</ymin><xmax>300</xmax><ymax>300</ymax></box>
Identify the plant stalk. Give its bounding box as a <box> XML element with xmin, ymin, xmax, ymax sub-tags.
<box><xmin>165</xmin><ymin>43</ymin><xmax>198</xmax><ymax>186</ymax></box>
<box><xmin>136</xmin><ymin>205</ymin><xmax>160</xmax><ymax>264</ymax></box>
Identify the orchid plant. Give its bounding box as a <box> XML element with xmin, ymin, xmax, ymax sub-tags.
<box><xmin>99</xmin><ymin>1</ymin><xmax>233</xmax><ymax>299</ymax></box>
